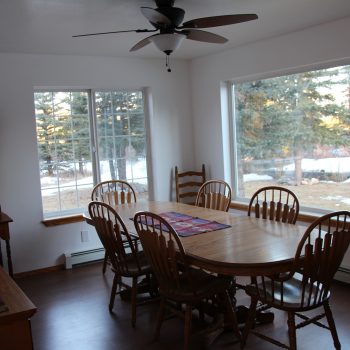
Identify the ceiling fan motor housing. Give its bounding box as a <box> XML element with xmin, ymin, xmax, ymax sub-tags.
<box><xmin>155</xmin><ymin>0</ymin><xmax>175</xmax><ymax>7</ymax></box>
<box><xmin>156</xmin><ymin>7</ymin><xmax>185</xmax><ymax>28</ymax></box>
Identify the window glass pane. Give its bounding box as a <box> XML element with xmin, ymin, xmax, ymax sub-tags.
<box><xmin>78</xmin><ymin>183</ymin><xmax>93</xmax><ymax>208</ymax></box>
<box><xmin>130</xmin><ymin>136</ymin><xmax>147</xmax><ymax>158</ymax></box>
<box><xmin>41</xmin><ymin>188</ymin><xmax>60</xmax><ymax>215</ymax></box>
<box><xmin>96</xmin><ymin>113</ymin><xmax>113</xmax><ymax>137</ymax></box>
<box><xmin>95</xmin><ymin>90</ymin><xmax>148</xmax><ymax>202</ymax></box>
<box><xmin>233</xmin><ymin>65</ymin><xmax>350</xmax><ymax>211</ymax></box>
<box><xmin>113</xmin><ymin>115</ymin><xmax>129</xmax><ymax>136</ymax></box>
<box><xmin>59</xmin><ymin>186</ymin><xmax>78</xmax><ymax>211</ymax></box>
<box><xmin>73</xmin><ymin>139</ymin><xmax>92</xmax><ymax>162</ymax></box>
<box><xmin>35</xmin><ymin>91</ymin><xmax>94</xmax><ymax>217</ymax></box>
<box><xmin>130</xmin><ymin>114</ymin><xmax>145</xmax><ymax>135</ymax></box>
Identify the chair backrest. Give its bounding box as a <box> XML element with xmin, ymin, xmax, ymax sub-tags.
<box><xmin>88</xmin><ymin>201</ymin><xmax>142</xmax><ymax>275</ymax></box>
<box><xmin>134</xmin><ymin>211</ymin><xmax>195</xmax><ymax>298</ymax></box>
<box><xmin>294</xmin><ymin>211</ymin><xmax>350</xmax><ymax>301</ymax></box>
<box><xmin>91</xmin><ymin>180</ymin><xmax>136</xmax><ymax>206</ymax></box>
<box><xmin>175</xmin><ymin>164</ymin><xmax>206</xmax><ymax>205</ymax></box>
<box><xmin>195</xmin><ymin>180</ymin><xmax>232</xmax><ymax>212</ymax></box>
<box><xmin>248</xmin><ymin>186</ymin><xmax>299</xmax><ymax>224</ymax></box>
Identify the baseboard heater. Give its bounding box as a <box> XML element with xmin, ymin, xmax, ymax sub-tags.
<box><xmin>335</xmin><ymin>266</ymin><xmax>350</xmax><ymax>284</ymax></box>
<box><xmin>64</xmin><ymin>247</ymin><xmax>105</xmax><ymax>269</ymax></box>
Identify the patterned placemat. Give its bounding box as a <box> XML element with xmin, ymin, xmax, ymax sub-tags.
<box><xmin>137</xmin><ymin>211</ymin><xmax>231</xmax><ymax>237</ymax></box>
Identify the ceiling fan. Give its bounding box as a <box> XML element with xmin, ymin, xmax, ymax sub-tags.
<box><xmin>73</xmin><ymin>0</ymin><xmax>258</xmax><ymax>71</ymax></box>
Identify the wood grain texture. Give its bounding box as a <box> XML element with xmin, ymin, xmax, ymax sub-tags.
<box><xmin>87</xmin><ymin>201</ymin><xmax>306</xmax><ymax>276</ymax></box>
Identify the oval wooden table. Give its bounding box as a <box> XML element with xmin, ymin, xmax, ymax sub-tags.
<box><xmin>85</xmin><ymin>201</ymin><xmax>307</xmax><ymax>344</ymax></box>
<box><xmin>91</xmin><ymin>200</ymin><xmax>306</xmax><ymax>276</ymax></box>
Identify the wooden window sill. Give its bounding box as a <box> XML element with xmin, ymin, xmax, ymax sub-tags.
<box><xmin>230</xmin><ymin>202</ymin><xmax>320</xmax><ymax>224</ymax></box>
<box><xmin>41</xmin><ymin>202</ymin><xmax>322</xmax><ymax>227</ymax></box>
<box><xmin>42</xmin><ymin>214</ymin><xmax>85</xmax><ymax>227</ymax></box>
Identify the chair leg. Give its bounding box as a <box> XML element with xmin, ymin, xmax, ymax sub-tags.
<box><xmin>242</xmin><ymin>298</ymin><xmax>258</xmax><ymax>347</ymax></box>
<box><xmin>102</xmin><ymin>251</ymin><xmax>108</xmax><ymax>274</ymax></box>
<box><xmin>154</xmin><ymin>297</ymin><xmax>166</xmax><ymax>341</ymax></box>
<box><xmin>324</xmin><ymin>301</ymin><xmax>341</xmax><ymax>350</ymax></box>
<box><xmin>222</xmin><ymin>290</ymin><xmax>242</xmax><ymax>346</ymax></box>
<box><xmin>146</xmin><ymin>273</ymin><xmax>156</xmax><ymax>298</ymax></box>
<box><xmin>131</xmin><ymin>277</ymin><xmax>138</xmax><ymax>328</ymax></box>
<box><xmin>287</xmin><ymin>312</ymin><xmax>297</xmax><ymax>350</ymax></box>
<box><xmin>184</xmin><ymin>304</ymin><xmax>193</xmax><ymax>350</ymax></box>
<box><xmin>109</xmin><ymin>274</ymin><xmax>118</xmax><ymax>312</ymax></box>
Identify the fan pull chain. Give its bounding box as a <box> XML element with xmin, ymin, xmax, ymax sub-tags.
<box><xmin>166</xmin><ymin>54</ymin><xmax>171</xmax><ymax>72</ymax></box>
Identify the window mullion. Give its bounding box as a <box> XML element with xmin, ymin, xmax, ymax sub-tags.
<box><xmin>89</xmin><ymin>89</ymin><xmax>100</xmax><ymax>185</ymax></box>
<box><xmin>227</xmin><ymin>83</ymin><xmax>239</xmax><ymax>199</ymax></box>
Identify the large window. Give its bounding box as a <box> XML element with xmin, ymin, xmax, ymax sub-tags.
<box><xmin>232</xmin><ymin>64</ymin><xmax>350</xmax><ymax>212</ymax></box>
<box><xmin>34</xmin><ymin>90</ymin><xmax>148</xmax><ymax>218</ymax></box>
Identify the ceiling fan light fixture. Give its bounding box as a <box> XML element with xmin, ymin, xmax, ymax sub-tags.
<box><xmin>149</xmin><ymin>33</ymin><xmax>186</xmax><ymax>55</ymax></box>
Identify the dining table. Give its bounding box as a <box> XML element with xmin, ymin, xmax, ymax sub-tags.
<box><xmin>85</xmin><ymin>200</ymin><xmax>308</xmax><ymax>343</ymax></box>
<box><xmin>85</xmin><ymin>200</ymin><xmax>306</xmax><ymax>277</ymax></box>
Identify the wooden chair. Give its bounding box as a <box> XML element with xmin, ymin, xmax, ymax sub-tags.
<box><xmin>175</xmin><ymin>164</ymin><xmax>206</xmax><ymax>205</ymax></box>
<box><xmin>245</xmin><ymin>186</ymin><xmax>300</xmax><ymax>321</ymax></box>
<box><xmin>195</xmin><ymin>180</ymin><xmax>232</xmax><ymax>212</ymax></box>
<box><xmin>88</xmin><ymin>201</ymin><xmax>152</xmax><ymax>327</ymax></box>
<box><xmin>91</xmin><ymin>179</ymin><xmax>137</xmax><ymax>206</ymax></box>
<box><xmin>134</xmin><ymin>211</ymin><xmax>241</xmax><ymax>350</ymax></box>
<box><xmin>91</xmin><ymin>180</ymin><xmax>137</xmax><ymax>273</ymax></box>
<box><xmin>247</xmin><ymin>186</ymin><xmax>299</xmax><ymax>224</ymax></box>
<box><xmin>242</xmin><ymin>211</ymin><xmax>350</xmax><ymax>350</ymax></box>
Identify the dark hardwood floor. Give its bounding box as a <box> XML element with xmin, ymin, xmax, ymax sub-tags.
<box><xmin>16</xmin><ymin>262</ymin><xmax>350</xmax><ymax>350</ymax></box>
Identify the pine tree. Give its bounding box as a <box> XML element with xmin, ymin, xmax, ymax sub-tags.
<box><xmin>235</xmin><ymin>65</ymin><xmax>350</xmax><ymax>186</ymax></box>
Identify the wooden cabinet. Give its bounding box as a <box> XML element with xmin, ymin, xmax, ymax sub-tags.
<box><xmin>0</xmin><ymin>267</ymin><xmax>36</xmax><ymax>350</ymax></box>
<box><xmin>0</xmin><ymin>212</ymin><xmax>13</xmax><ymax>276</ymax></box>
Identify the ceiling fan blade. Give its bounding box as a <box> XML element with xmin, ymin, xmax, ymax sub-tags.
<box><xmin>141</xmin><ymin>7</ymin><xmax>172</xmax><ymax>26</ymax></box>
<box><xmin>181</xmin><ymin>14</ymin><xmax>258</xmax><ymax>29</ymax></box>
<box><xmin>72</xmin><ymin>29</ymin><xmax>155</xmax><ymax>38</ymax></box>
<box><xmin>183</xmin><ymin>29</ymin><xmax>228</xmax><ymax>44</ymax></box>
<box><xmin>130</xmin><ymin>35</ymin><xmax>157</xmax><ymax>52</ymax></box>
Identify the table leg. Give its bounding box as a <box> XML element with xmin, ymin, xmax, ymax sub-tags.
<box><xmin>194</xmin><ymin>277</ymin><xmax>241</xmax><ymax>346</ymax></box>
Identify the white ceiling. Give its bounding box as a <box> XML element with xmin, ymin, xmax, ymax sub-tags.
<box><xmin>1</xmin><ymin>0</ymin><xmax>350</xmax><ymax>60</ymax></box>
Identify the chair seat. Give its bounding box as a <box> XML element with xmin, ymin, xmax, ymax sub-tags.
<box><xmin>111</xmin><ymin>251</ymin><xmax>152</xmax><ymax>277</ymax></box>
<box><xmin>161</xmin><ymin>267</ymin><xmax>232</xmax><ymax>302</ymax></box>
<box><xmin>246</xmin><ymin>275</ymin><xmax>330</xmax><ymax>311</ymax></box>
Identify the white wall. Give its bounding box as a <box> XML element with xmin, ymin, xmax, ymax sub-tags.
<box><xmin>2</xmin><ymin>17</ymin><xmax>350</xmax><ymax>274</ymax></box>
<box><xmin>0</xmin><ymin>53</ymin><xmax>193</xmax><ymax>273</ymax></box>
<box><xmin>190</xmin><ymin>16</ymin><xmax>350</xmax><ymax>267</ymax></box>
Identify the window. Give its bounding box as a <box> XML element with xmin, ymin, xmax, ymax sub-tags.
<box><xmin>231</xmin><ymin>64</ymin><xmax>350</xmax><ymax>212</ymax></box>
<box><xmin>34</xmin><ymin>90</ymin><xmax>148</xmax><ymax>218</ymax></box>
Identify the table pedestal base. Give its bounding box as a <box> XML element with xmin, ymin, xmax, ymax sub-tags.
<box><xmin>236</xmin><ymin>305</ymin><xmax>275</xmax><ymax>325</ymax></box>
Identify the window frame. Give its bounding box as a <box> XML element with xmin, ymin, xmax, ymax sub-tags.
<box><xmin>34</xmin><ymin>87</ymin><xmax>152</xmax><ymax>219</ymax></box>
<box><xmin>226</xmin><ymin>59</ymin><xmax>350</xmax><ymax>215</ymax></box>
